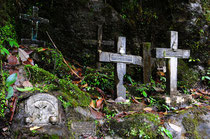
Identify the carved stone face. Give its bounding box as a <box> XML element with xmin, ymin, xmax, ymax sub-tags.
<box><xmin>25</xmin><ymin>94</ymin><xmax>59</xmax><ymax>125</ymax></box>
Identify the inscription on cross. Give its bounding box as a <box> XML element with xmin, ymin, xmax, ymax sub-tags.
<box><xmin>100</xmin><ymin>37</ymin><xmax>142</xmax><ymax>99</ymax></box>
<box><xmin>82</xmin><ymin>25</ymin><xmax>114</xmax><ymax>69</ymax></box>
<box><xmin>155</xmin><ymin>31</ymin><xmax>190</xmax><ymax>96</ymax></box>
<box><xmin>20</xmin><ymin>6</ymin><xmax>49</xmax><ymax>46</ymax></box>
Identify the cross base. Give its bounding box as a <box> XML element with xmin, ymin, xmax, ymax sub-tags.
<box><xmin>21</xmin><ymin>39</ymin><xmax>46</xmax><ymax>47</ymax></box>
<box><xmin>165</xmin><ymin>94</ymin><xmax>192</xmax><ymax>109</ymax></box>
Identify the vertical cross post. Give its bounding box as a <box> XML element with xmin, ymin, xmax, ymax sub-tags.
<box><xmin>167</xmin><ymin>31</ymin><xmax>178</xmax><ymax>96</ymax></box>
<box><xmin>116</xmin><ymin>37</ymin><xmax>127</xmax><ymax>99</ymax></box>
<box><xmin>97</xmin><ymin>25</ymin><xmax>103</xmax><ymax>69</ymax></box>
<box><xmin>143</xmin><ymin>42</ymin><xmax>151</xmax><ymax>84</ymax></box>
<box><xmin>32</xmin><ymin>6</ymin><xmax>39</xmax><ymax>40</ymax></box>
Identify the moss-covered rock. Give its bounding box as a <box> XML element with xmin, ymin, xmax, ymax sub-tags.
<box><xmin>164</xmin><ymin>107</ymin><xmax>210</xmax><ymax>139</ymax></box>
<box><xmin>102</xmin><ymin>113</ymin><xmax>163</xmax><ymax>138</ymax></box>
<box><xmin>25</xmin><ymin>64</ymin><xmax>91</xmax><ymax>107</ymax></box>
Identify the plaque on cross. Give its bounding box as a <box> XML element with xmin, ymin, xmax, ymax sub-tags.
<box><xmin>82</xmin><ymin>25</ymin><xmax>114</xmax><ymax>69</ymax></box>
<box><xmin>20</xmin><ymin>6</ymin><xmax>49</xmax><ymax>46</ymax></box>
<box><xmin>99</xmin><ymin>37</ymin><xmax>142</xmax><ymax>99</ymax></box>
<box><xmin>155</xmin><ymin>31</ymin><xmax>190</xmax><ymax>96</ymax></box>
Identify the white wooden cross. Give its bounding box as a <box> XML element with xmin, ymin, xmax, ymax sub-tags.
<box><xmin>99</xmin><ymin>37</ymin><xmax>142</xmax><ymax>99</ymax></box>
<box><xmin>155</xmin><ymin>31</ymin><xmax>190</xmax><ymax>96</ymax></box>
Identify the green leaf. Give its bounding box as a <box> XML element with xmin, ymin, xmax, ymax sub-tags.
<box><xmin>9</xmin><ymin>40</ymin><xmax>14</xmax><ymax>47</ymax></box>
<box><xmin>2</xmin><ymin>48</ymin><xmax>9</xmax><ymax>55</ymax></box>
<box><xmin>161</xmin><ymin>127</ymin><xmax>173</xmax><ymax>139</ymax></box>
<box><xmin>1</xmin><ymin>49</ymin><xmax>5</xmax><ymax>55</ymax></box>
<box><xmin>16</xmin><ymin>87</ymin><xmax>33</xmax><ymax>92</ymax></box>
<box><xmin>5</xmin><ymin>73</ymin><xmax>17</xmax><ymax>87</ymax></box>
<box><xmin>6</xmin><ymin>86</ymin><xmax>14</xmax><ymax>99</ymax></box>
<box><xmin>202</xmin><ymin>76</ymin><xmax>210</xmax><ymax>80</ymax></box>
<box><xmin>13</xmin><ymin>41</ymin><xmax>19</xmax><ymax>47</ymax></box>
<box><xmin>142</xmin><ymin>91</ymin><xmax>147</xmax><ymax>97</ymax></box>
<box><xmin>127</xmin><ymin>75</ymin><xmax>134</xmax><ymax>85</ymax></box>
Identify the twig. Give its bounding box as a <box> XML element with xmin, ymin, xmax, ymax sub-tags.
<box><xmin>46</xmin><ymin>31</ymin><xmax>81</xmax><ymax>79</ymax></box>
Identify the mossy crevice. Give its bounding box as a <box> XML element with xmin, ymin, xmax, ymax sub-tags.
<box><xmin>24</xmin><ymin>64</ymin><xmax>91</xmax><ymax>107</ymax></box>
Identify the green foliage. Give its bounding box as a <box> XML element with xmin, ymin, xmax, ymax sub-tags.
<box><xmin>201</xmin><ymin>67</ymin><xmax>210</xmax><ymax>85</ymax></box>
<box><xmin>0</xmin><ymin>23</ymin><xmax>18</xmax><ymax>56</ymax></box>
<box><xmin>201</xmin><ymin>0</ymin><xmax>210</xmax><ymax>22</ymax></box>
<box><xmin>83</xmin><ymin>68</ymin><xmax>114</xmax><ymax>91</ymax></box>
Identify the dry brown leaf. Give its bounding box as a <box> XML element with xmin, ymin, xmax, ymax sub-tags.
<box><xmin>81</xmin><ymin>83</ymin><xmax>88</xmax><ymax>88</ymax></box>
<box><xmin>30</xmin><ymin>126</ymin><xmax>41</xmax><ymax>131</ymax></box>
<box><xmin>143</xmin><ymin>107</ymin><xmax>153</xmax><ymax>112</ymax></box>
<box><xmin>22</xmin><ymin>81</ymin><xmax>33</xmax><ymax>87</ymax></box>
<box><xmin>96</xmin><ymin>98</ymin><xmax>104</xmax><ymax>108</ymax></box>
<box><xmin>89</xmin><ymin>100</ymin><xmax>95</xmax><ymax>108</ymax></box>
<box><xmin>18</xmin><ymin>48</ymin><xmax>29</xmax><ymax>62</ymax></box>
<box><xmin>7</xmin><ymin>55</ymin><xmax>18</xmax><ymax>65</ymax></box>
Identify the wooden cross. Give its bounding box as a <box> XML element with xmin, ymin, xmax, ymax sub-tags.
<box><xmin>99</xmin><ymin>37</ymin><xmax>142</xmax><ymax>99</ymax></box>
<box><xmin>155</xmin><ymin>31</ymin><xmax>190</xmax><ymax>96</ymax></box>
<box><xmin>20</xmin><ymin>6</ymin><xmax>49</xmax><ymax>46</ymax></box>
<box><xmin>82</xmin><ymin>25</ymin><xmax>114</xmax><ymax>69</ymax></box>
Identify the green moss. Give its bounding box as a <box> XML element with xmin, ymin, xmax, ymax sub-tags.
<box><xmin>181</xmin><ymin>107</ymin><xmax>208</xmax><ymax>139</ymax></box>
<box><xmin>178</xmin><ymin>59</ymin><xmax>199</xmax><ymax>88</ymax></box>
<box><xmin>182</xmin><ymin>115</ymin><xmax>200</xmax><ymax>139</ymax></box>
<box><xmin>106</xmin><ymin>113</ymin><xmax>162</xmax><ymax>138</ymax></box>
<box><xmin>25</xmin><ymin>64</ymin><xmax>91</xmax><ymax>107</ymax></box>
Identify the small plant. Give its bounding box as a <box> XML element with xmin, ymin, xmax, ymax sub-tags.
<box><xmin>201</xmin><ymin>68</ymin><xmax>210</xmax><ymax>85</ymax></box>
<box><xmin>158</xmin><ymin>126</ymin><xmax>173</xmax><ymax>139</ymax></box>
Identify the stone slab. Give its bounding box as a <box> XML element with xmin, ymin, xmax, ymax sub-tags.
<box><xmin>71</xmin><ymin>121</ymin><xmax>96</xmax><ymax>138</ymax></box>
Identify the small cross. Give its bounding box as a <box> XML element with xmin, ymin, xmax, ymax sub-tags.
<box><xmin>20</xmin><ymin>6</ymin><xmax>49</xmax><ymax>46</ymax></box>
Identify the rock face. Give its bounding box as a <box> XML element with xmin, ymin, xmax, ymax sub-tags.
<box><xmin>164</xmin><ymin>107</ymin><xmax>210</xmax><ymax>139</ymax></box>
<box><xmin>47</xmin><ymin>0</ymin><xmax>125</xmax><ymax>65</ymax></box>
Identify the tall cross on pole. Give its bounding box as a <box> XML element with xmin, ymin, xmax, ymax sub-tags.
<box><xmin>20</xmin><ymin>6</ymin><xmax>49</xmax><ymax>46</ymax></box>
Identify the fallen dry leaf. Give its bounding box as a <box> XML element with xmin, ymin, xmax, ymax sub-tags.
<box><xmin>89</xmin><ymin>107</ymin><xmax>104</xmax><ymax>119</ymax></box>
<box><xmin>89</xmin><ymin>100</ymin><xmax>95</xmax><ymax>108</ymax></box>
<box><xmin>96</xmin><ymin>98</ymin><xmax>104</xmax><ymax>108</ymax></box>
<box><xmin>143</xmin><ymin>107</ymin><xmax>153</xmax><ymax>112</ymax></box>
<box><xmin>30</xmin><ymin>126</ymin><xmax>41</xmax><ymax>131</ymax></box>
<box><xmin>81</xmin><ymin>83</ymin><xmax>88</xmax><ymax>88</ymax></box>
<box><xmin>22</xmin><ymin>81</ymin><xmax>33</xmax><ymax>87</ymax></box>
<box><xmin>19</xmin><ymin>48</ymin><xmax>29</xmax><ymax>62</ymax></box>
<box><xmin>7</xmin><ymin>55</ymin><xmax>18</xmax><ymax>65</ymax></box>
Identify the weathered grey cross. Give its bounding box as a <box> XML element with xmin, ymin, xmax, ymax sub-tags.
<box><xmin>20</xmin><ymin>6</ymin><xmax>49</xmax><ymax>46</ymax></box>
<box><xmin>82</xmin><ymin>25</ymin><xmax>114</xmax><ymax>69</ymax></box>
<box><xmin>155</xmin><ymin>31</ymin><xmax>190</xmax><ymax>96</ymax></box>
<box><xmin>99</xmin><ymin>37</ymin><xmax>142</xmax><ymax>99</ymax></box>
